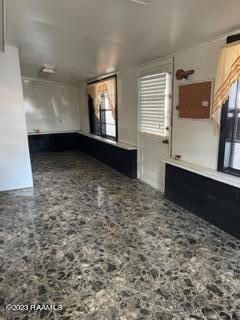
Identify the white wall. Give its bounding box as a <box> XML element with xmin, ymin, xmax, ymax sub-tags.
<box><xmin>0</xmin><ymin>46</ymin><xmax>33</xmax><ymax>191</ymax></box>
<box><xmin>78</xmin><ymin>37</ymin><xmax>235</xmax><ymax>186</ymax></box>
<box><xmin>114</xmin><ymin>39</ymin><xmax>225</xmax><ymax>172</ymax></box>
<box><xmin>117</xmin><ymin>67</ymin><xmax>138</xmax><ymax>146</ymax></box>
<box><xmin>172</xmin><ymin>39</ymin><xmax>224</xmax><ymax>169</ymax></box>
<box><xmin>79</xmin><ymin>81</ymin><xmax>89</xmax><ymax>133</ymax></box>
<box><xmin>23</xmin><ymin>78</ymin><xmax>80</xmax><ymax>134</ymax></box>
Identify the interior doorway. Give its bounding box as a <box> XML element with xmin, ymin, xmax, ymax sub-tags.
<box><xmin>138</xmin><ymin>58</ymin><xmax>173</xmax><ymax>192</ymax></box>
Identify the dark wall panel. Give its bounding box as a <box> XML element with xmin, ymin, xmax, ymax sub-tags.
<box><xmin>78</xmin><ymin>134</ymin><xmax>137</xmax><ymax>178</ymax></box>
<box><xmin>28</xmin><ymin>133</ymin><xmax>79</xmax><ymax>153</ymax></box>
<box><xmin>165</xmin><ymin>164</ymin><xmax>240</xmax><ymax>239</ymax></box>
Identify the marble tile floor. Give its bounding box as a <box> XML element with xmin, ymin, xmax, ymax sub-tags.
<box><xmin>0</xmin><ymin>151</ymin><xmax>240</xmax><ymax>320</ymax></box>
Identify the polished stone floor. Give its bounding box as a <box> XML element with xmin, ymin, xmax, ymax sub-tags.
<box><xmin>0</xmin><ymin>151</ymin><xmax>240</xmax><ymax>320</ymax></box>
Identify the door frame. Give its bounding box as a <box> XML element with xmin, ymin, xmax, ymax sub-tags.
<box><xmin>137</xmin><ymin>57</ymin><xmax>174</xmax><ymax>183</ymax></box>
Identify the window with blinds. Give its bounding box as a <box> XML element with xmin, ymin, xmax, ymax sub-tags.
<box><xmin>219</xmin><ymin>79</ymin><xmax>240</xmax><ymax>175</ymax></box>
<box><xmin>139</xmin><ymin>72</ymin><xmax>171</xmax><ymax>136</ymax></box>
<box><xmin>226</xmin><ymin>80</ymin><xmax>240</xmax><ymax>171</ymax></box>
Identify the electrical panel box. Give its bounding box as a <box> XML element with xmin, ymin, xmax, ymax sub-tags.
<box><xmin>178</xmin><ymin>81</ymin><xmax>212</xmax><ymax>119</ymax></box>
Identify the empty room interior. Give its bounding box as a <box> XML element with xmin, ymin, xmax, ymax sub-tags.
<box><xmin>1</xmin><ymin>0</ymin><xmax>240</xmax><ymax>319</ymax></box>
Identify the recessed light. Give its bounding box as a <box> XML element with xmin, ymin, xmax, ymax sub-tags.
<box><xmin>131</xmin><ymin>0</ymin><xmax>150</xmax><ymax>5</ymax></box>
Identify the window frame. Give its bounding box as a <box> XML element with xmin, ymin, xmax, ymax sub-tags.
<box><xmin>87</xmin><ymin>75</ymin><xmax>118</xmax><ymax>142</ymax></box>
<box><xmin>99</xmin><ymin>92</ymin><xmax>117</xmax><ymax>140</ymax></box>
<box><xmin>218</xmin><ymin>94</ymin><xmax>240</xmax><ymax>177</ymax></box>
<box><xmin>218</xmin><ymin>35</ymin><xmax>240</xmax><ymax>177</ymax></box>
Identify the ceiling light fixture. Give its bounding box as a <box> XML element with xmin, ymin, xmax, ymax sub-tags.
<box><xmin>131</xmin><ymin>0</ymin><xmax>150</xmax><ymax>5</ymax></box>
<box><xmin>38</xmin><ymin>64</ymin><xmax>55</xmax><ymax>78</ymax></box>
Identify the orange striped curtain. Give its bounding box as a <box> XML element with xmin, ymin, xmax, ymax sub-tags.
<box><xmin>212</xmin><ymin>42</ymin><xmax>240</xmax><ymax>125</ymax></box>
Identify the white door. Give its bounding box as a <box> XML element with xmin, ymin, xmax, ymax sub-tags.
<box><xmin>138</xmin><ymin>58</ymin><xmax>173</xmax><ymax>192</ymax></box>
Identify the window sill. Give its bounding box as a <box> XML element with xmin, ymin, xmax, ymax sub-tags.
<box><xmin>77</xmin><ymin>131</ymin><xmax>137</xmax><ymax>151</ymax></box>
<box><xmin>221</xmin><ymin>168</ymin><xmax>240</xmax><ymax>178</ymax></box>
<box><xmin>28</xmin><ymin>130</ymin><xmax>78</xmax><ymax>135</ymax></box>
<box><xmin>166</xmin><ymin>157</ymin><xmax>240</xmax><ymax>189</ymax></box>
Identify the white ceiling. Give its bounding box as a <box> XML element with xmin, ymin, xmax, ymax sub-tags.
<box><xmin>6</xmin><ymin>0</ymin><xmax>240</xmax><ymax>82</ymax></box>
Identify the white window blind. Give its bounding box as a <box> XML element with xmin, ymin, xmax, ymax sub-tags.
<box><xmin>228</xmin><ymin>80</ymin><xmax>240</xmax><ymax>171</ymax></box>
<box><xmin>139</xmin><ymin>72</ymin><xmax>170</xmax><ymax>136</ymax></box>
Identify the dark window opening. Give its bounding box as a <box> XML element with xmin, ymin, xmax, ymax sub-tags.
<box><xmin>218</xmin><ymin>80</ymin><xmax>240</xmax><ymax>176</ymax></box>
<box><xmin>87</xmin><ymin>76</ymin><xmax>118</xmax><ymax>141</ymax></box>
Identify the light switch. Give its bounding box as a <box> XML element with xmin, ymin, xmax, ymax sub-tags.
<box><xmin>202</xmin><ymin>100</ymin><xmax>209</xmax><ymax>107</ymax></box>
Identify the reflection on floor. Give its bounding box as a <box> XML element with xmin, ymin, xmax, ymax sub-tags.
<box><xmin>0</xmin><ymin>151</ymin><xmax>240</xmax><ymax>320</ymax></box>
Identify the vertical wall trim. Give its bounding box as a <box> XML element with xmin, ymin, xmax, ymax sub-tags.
<box><xmin>0</xmin><ymin>0</ymin><xmax>5</xmax><ymax>52</ymax></box>
<box><xmin>170</xmin><ymin>56</ymin><xmax>175</xmax><ymax>158</ymax></box>
<box><xmin>137</xmin><ymin>70</ymin><xmax>141</xmax><ymax>179</ymax></box>
<box><xmin>115</xmin><ymin>75</ymin><xmax>119</xmax><ymax>142</ymax></box>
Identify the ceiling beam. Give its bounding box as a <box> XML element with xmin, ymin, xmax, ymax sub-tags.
<box><xmin>0</xmin><ymin>0</ymin><xmax>5</xmax><ymax>52</ymax></box>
